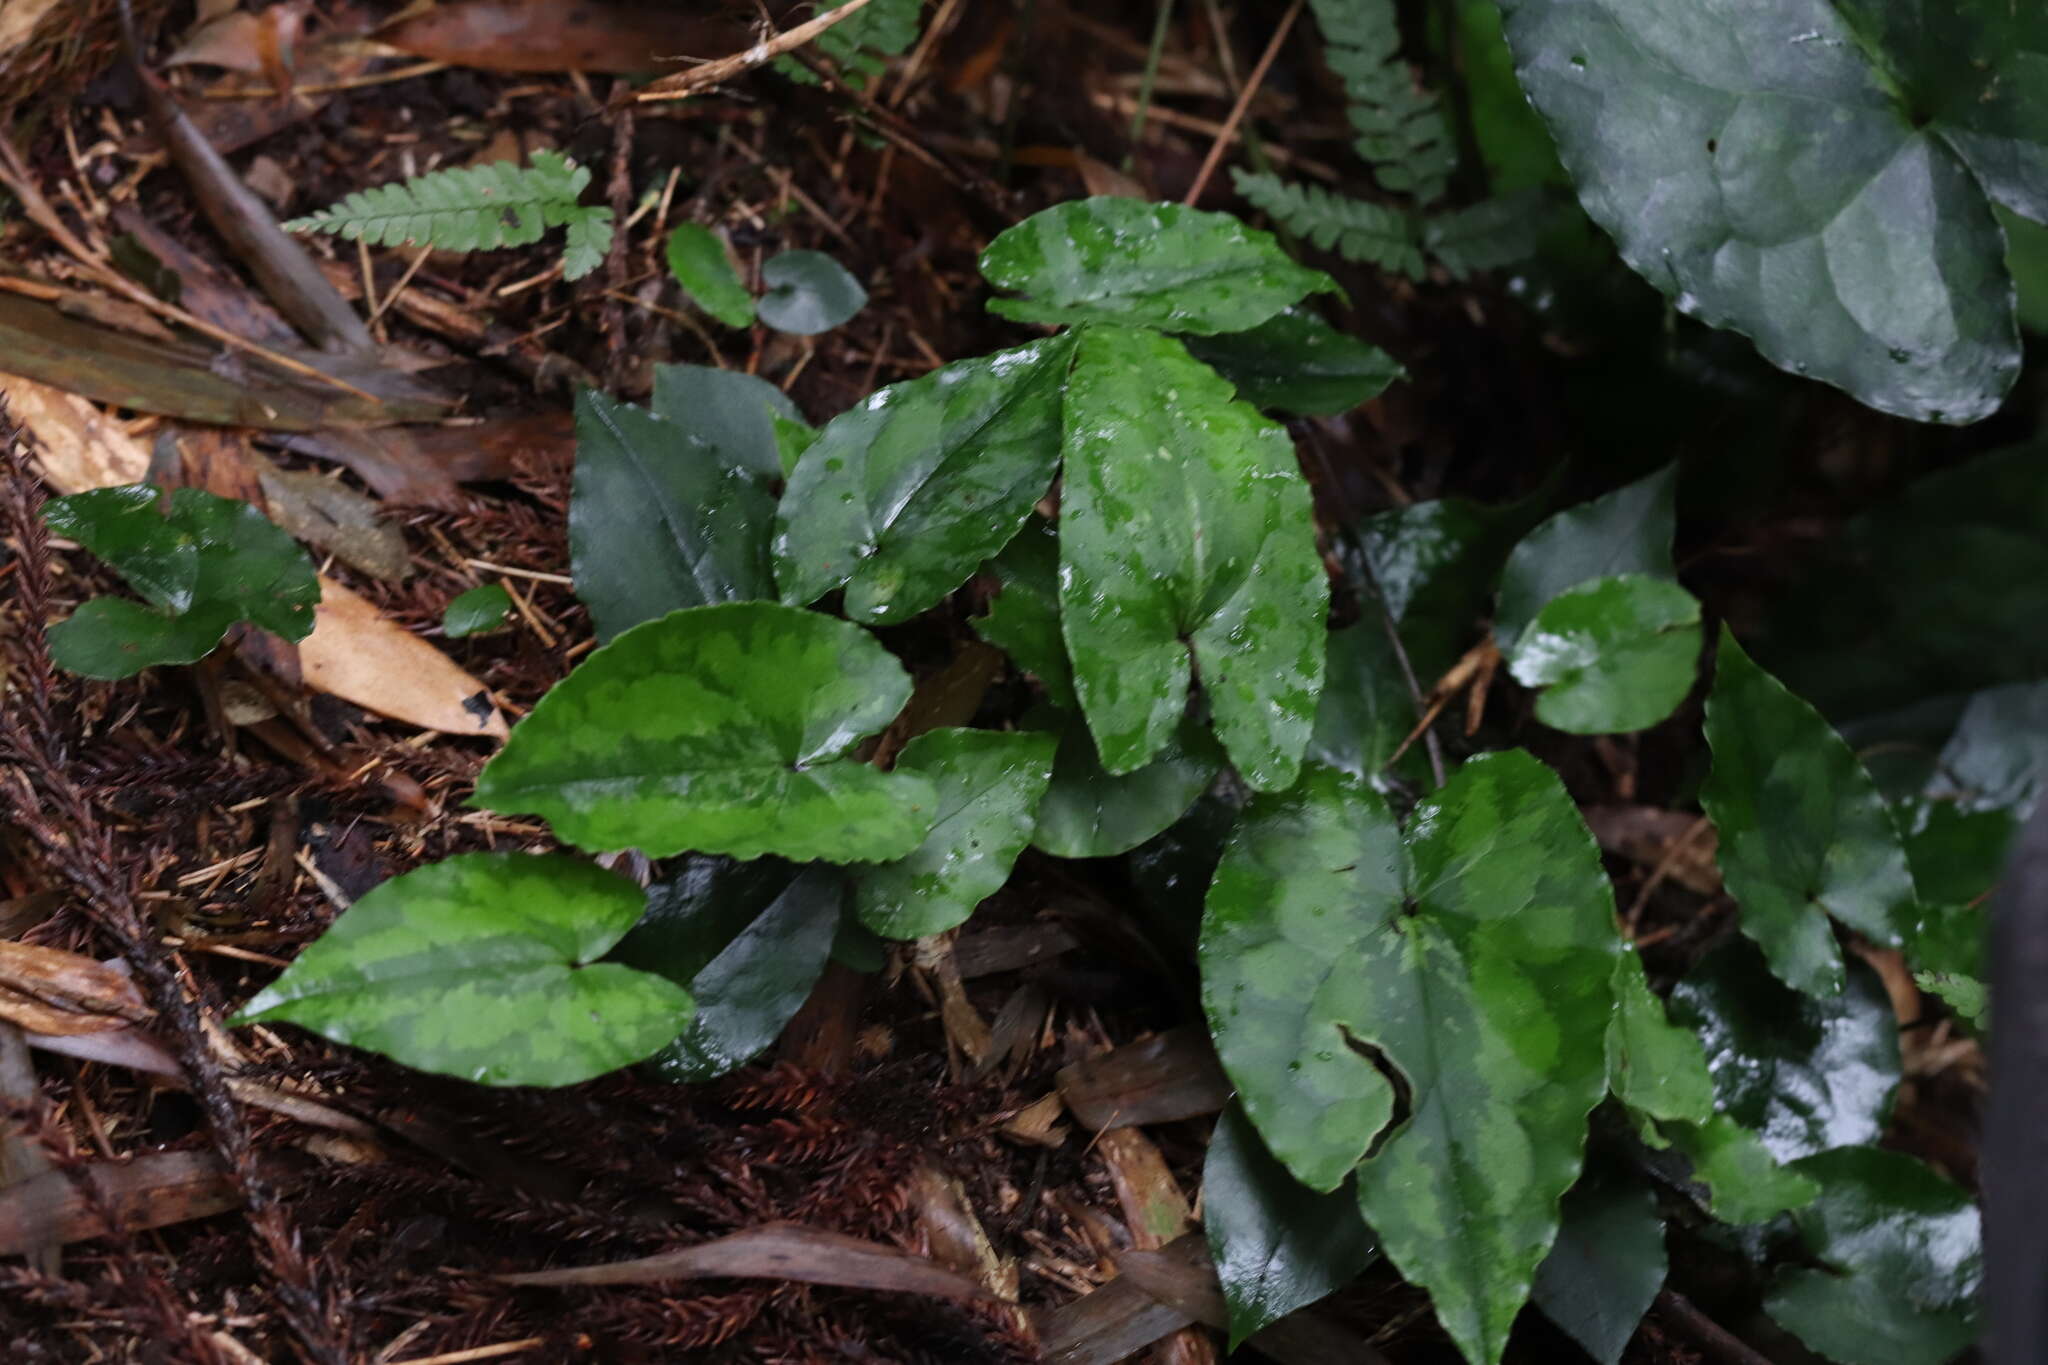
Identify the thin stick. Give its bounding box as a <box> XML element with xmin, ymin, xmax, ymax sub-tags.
<box><xmin>368</xmin><ymin>247</ymin><xmax>433</xmax><ymax>326</ymax></box>
<box><xmin>388</xmin><ymin>1341</ymin><xmax>545</xmax><ymax>1365</ymax></box>
<box><xmin>1185</xmin><ymin>0</ymin><xmax>1303</xmax><ymax>205</ymax></box>
<box><xmin>626</xmin><ymin>0</ymin><xmax>878</xmax><ymax>105</ymax></box>
<box><xmin>1124</xmin><ymin>0</ymin><xmax>1180</xmax><ymax>172</ymax></box>
<box><xmin>0</xmin><ymin>130</ymin><xmax>377</xmax><ymax>402</ymax></box>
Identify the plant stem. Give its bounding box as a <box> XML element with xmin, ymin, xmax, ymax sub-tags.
<box><xmin>1124</xmin><ymin>0</ymin><xmax>1181</xmax><ymax>174</ymax></box>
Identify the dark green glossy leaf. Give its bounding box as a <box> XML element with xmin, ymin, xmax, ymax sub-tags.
<box><xmin>1306</xmin><ymin>623</ymin><xmax>1425</xmax><ymax>789</ymax></box>
<box><xmin>979</xmin><ymin>197</ymin><xmax>1336</xmax><ymax>334</ymax></box>
<box><xmin>1766</xmin><ymin>1146</ymin><xmax>1982</xmax><ymax>1365</ymax></box>
<box><xmin>1181</xmin><ymin>305</ymin><xmax>1402</xmax><ymax>414</ymax></box>
<box><xmin>1899</xmin><ymin>800</ymin><xmax>2017</xmax><ymax>904</ymax></box>
<box><xmin>1658</xmin><ymin>1113</ymin><xmax>1821</xmax><ymax>1225</ymax></box>
<box><xmin>757</xmin><ymin>249</ymin><xmax>866</xmax><ymax>335</ymax></box>
<box><xmin>1030</xmin><ymin>708</ymin><xmax>1222</xmax><ymax>859</ymax></box>
<box><xmin>1666</xmin><ymin>938</ymin><xmax>1900</xmax><ymax>1164</ymax></box>
<box><xmin>569</xmin><ymin>390</ymin><xmax>777</xmax><ymax>642</ymax></box>
<box><xmin>473</xmin><ymin>602</ymin><xmax>937</xmax><ymax>862</ymax></box>
<box><xmin>1531</xmin><ymin>1166</ymin><xmax>1665</xmax><ymax>1365</ymax></box>
<box><xmin>665</xmin><ymin>223</ymin><xmax>755</xmax><ymax>329</ymax></box>
<box><xmin>1929</xmin><ymin>681</ymin><xmax>2048</xmax><ymax>816</ymax></box>
<box><xmin>1499</xmin><ymin>0</ymin><xmax>2041</xmax><ymax>423</ymax></box>
<box><xmin>1507</xmin><ymin>575</ymin><xmax>1701</xmax><ymax>734</ymax></box>
<box><xmin>612</xmin><ymin>858</ymin><xmax>843</xmax><ymax>1082</ymax></box>
<box><xmin>1702</xmin><ymin>629</ymin><xmax>1918</xmax><ymax>994</ymax></box>
<box><xmin>2004</xmin><ymin>204</ymin><xmax>2048</xmax><ymax>335</ymax></box>
<box><xmin>1605</xmin><ymin>952</ymin><xmax>1714</xmax><ymax>1126</ymax></box>
<box><xmin>855</xmin><ymin>729</ymin><xmax>1056</xmax><ymax>940</ymax></box>
<box><xmin>1495</xmin><ymin>464</ymin><xmax>1677</xmax><ymax>650</ymax></box>
<box><xmin>232</xmin><ymin>854</ymin><xmax>691</xmax><ymax>1087</ymax></box>
<box><xmin>443</xmin><ymin>583</ymin><xmax>513</xmax><ymax>638</ymax></box>
<box><xmin>1352</xmin><ymin>494</ymin><xmax>1529</xmax><ymax>683</ymax></box>
<box><xmin>972</xmin><ymin>519</ymin><xmax>1075</xmax><ymax>709</ymax></box>
<box><xmin>774</xmin><ymin>335</ymin><xmax>1073</xmax><ymax>625</ymax></box>
<box><xmin>1202</xmin><ymin>752</ymin><xmax>1621</xmax><ymax>1365</ymax></box>
<box><xmin>1204</xmin><ymin>1103</ymin><xmax>1378</xmax><ymax>1349</ymax></box>
<box><xmin>651</xmin><ymin>363</ymin><xmax>806</xmax><ymax>483</ymax></box>
<box><xmin>1129</xmin><ymin>789</ymin><xmax>1242</xmax><ymax>962</ymax></box>
<box><xmin>1059</xmin><ymin>326</ymin><xmax>1327</xmax><ymax>790</ymax></box>
<box><xmin>43</xmin><ymin>484</ymin><xmax>197</xmax><ymax>610</ymax></box>
<box><xmin>44</xmin><ymin>485</ymin><xmax>319</xmax><ymax>679</ymax></box>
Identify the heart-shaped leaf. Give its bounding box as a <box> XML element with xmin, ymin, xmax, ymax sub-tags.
<box><xmin>774</xmin><ymin>334</ymin><xmax>1074</xmax><ymax>624</ymax></box>
<box><xmin>757</xmin><ymin>249</ymin><xmax>866</xmax><ymax>335</ymax></box>
<box><xmin>1497</xmin><ymin>0</ymin><xmax>2039</xmax><ymax>421</ymax></box>
<box><xmin>855</xmin><ymin>728</ymin><xmax>1056</xmax><ymax>940</ymax></box>
<box><xmin>1182</xmin><ymin>305</ymin><xmax>1402</xmax><ymax>414</ymax></box>
<box><xmin>1059</xmin><ymin>325</ymin><xmax>1328</xmax><ymax>790</ymax></box>
<box><xmin>1030</xmin><ymin>708</ymin><xmax>1223</xmax><ymax>859</ymax></box>
<box><xmin>651</xmin><ymin>363</ymin><xmax>807</xmax><ymax>483</ymax></box>
<box><xmin>1702</xmin><ymin>628</ymin><xmax>1919</xmax><ymax>994</ymax></box>
<box><xmin>1666</xmin><ymin>938</ymin><xmax>1900</xmax><ymax>1164</ymax></box>
<box><xmin>44</xmin><ymin>485</ymin><xmax>320</xmax><ymax>679</ymax></box>
<box><xmin>1506</xmin><ymin>574</ymin><xmax>1701</xmax><ymax>734</ymax></box>
<box><xmin>474</xmin><ymin>602</ymin><xmax>937</xmax><ymax>862</ymax></box>
<box><xmin>1765</xmin><ymin>1146</ymin><xmax>1982</xmax><ymax>1365</ymax></box>
<box><xmin>612</xmin><ymin>858</ymin><xmax>844</xmax><ymax>1082</ymax></box>
<box><xmin>232</xmin><ymin>854</ymin><xmax>691</xmax><ymax>1087</ymax></box>
<box><xmin>1201</xmin><ymin>752</ymin><xmax>1622</xmax><ymax>1365</ymax></box>
<box><xmin>569</xmin><ymin>391</ymin><xmax>777</xmax><ymax>642</ymax></box>
<box><xmin>1531</xmin><ymin>1167</ymin><xmax>1666</xmax><ymax>1365</ymax></box>
<box><xmin>980</xmin><ymin>197</ymin><xmax>1336</xmax><ymax>334</ymax></box>
<box><xmin>1495</xmin><ymin>464</ymin><xmax>1677</xmax><ymax>651</ymax></box>
<box><xmin>1204</xmin><ymin>1102</ymin><xmax>1379</xmax><ymax>1349</ymax></box>
<box><xmin>665</xmin><ymin>222</ymin><xmax>755</xmax><ymax>329</ymax></box>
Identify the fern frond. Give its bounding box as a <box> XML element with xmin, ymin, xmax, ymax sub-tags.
<box><xmin>779</xmin><ymin>0</ymin><xmax>925</xmax><ymax>89</ymax></box>
<box><xmin>284</xmin><ymin>150</ymin><xmax>614</xmax><ymax>281</ymax></box>
<box><xmin>1420</xmin><ymin>190</ymin><xmax>1548</xmax><ymax>279</ymax></box>
<box><xmin>1233</xmin><ymin>170</ymin><xmax>1426</xmax><ymax>280</ymax></box>
<box><xmin>1307</xmin><ymin>0</ymin><xmax>1455</xmax><ymax>207</ymax></box>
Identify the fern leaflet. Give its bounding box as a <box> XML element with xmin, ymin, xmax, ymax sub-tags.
<box><xmin>1234</xmin><ymin>170</ymin><xmax>1425</xmax><ymax>279</ymax></box>
<box><xmin>779</xmin><ymin>0</ymin><xmax>925</xmax><ymax>89</ymax></box>
<box><xmin>1421</xmin><ymin>191</ymin><xmax>1551</xmax><ymax>279</ymax></box>
<box><xmin>284</xmin><ymin>150</ymin><xmax>614</xmax><ymax>281</ymax></box>
<box><xmin>1307</xmin><ymin>0</ymin><xmax>1454</xmax><ymax>207</ymax></box>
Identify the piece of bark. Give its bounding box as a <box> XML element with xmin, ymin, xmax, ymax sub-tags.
<box><xmin>0</xmin><ymin>1150</ymin><xmax>239</xmax><ymax>1254</ymax></box>
<box><xmin>1058</xmin><ymin>1029</ymin><xmax>1232</xmax><ymax>1130</ymax></box>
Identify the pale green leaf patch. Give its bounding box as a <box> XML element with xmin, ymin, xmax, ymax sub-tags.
<box><xmin>232</xmin><ymin>854</ymin><xmax>691</xmax><ymax>1088</ymax></box>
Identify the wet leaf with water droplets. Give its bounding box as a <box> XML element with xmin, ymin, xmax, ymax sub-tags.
<box><xmin>774</xmin><ymin>335</ymin><xmax>1073</xmax><ymax>625</ymax></box>
<box><xmin>1702</xmin><ymin>628</ymin><xmax>1919</xmax><ymax>994</ymax></box>
<box><xmin>980</xmin><ymin>197</ymin><xmax>1337</xmax><ymax>334</ymax></box>
<box><xmin>1058</xmin><ymin>326</ymin><xmax>1327</xmax><ymax>790</ymax></box>
<box><xmin>1765</xmin><ymin>1146</ymin><xmax>1982</xmax><ymax>1365</ymax></box>
<box><xmin>855</xmin><ymin>728</ymin><xmax>1056</xmax><ymax>940</ymax></box>
<box><xmin>231</xmin><ymin>854</ymin><xmax>692</xmax><ymax>1087</ymax></box>
<box><xmin>1200</xmin><ymin>752</ymin><xmax>1623</xmax><ymax>1365</ymax></box>
<box><xmin>473</xmin><ymin>602</ymin><xmax>937</xmax><ymax>862</ymax></box>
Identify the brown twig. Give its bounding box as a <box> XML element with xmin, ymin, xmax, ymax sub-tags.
<box><xmin>1653</xmin><ymin>1289</ymin><xmax>1777</xmax><ymax>1365</ymax></box>
<box><xmin>623</xmin><ymin>0</ymin><xmax>879</xmax><ymax>105</ymax></box>
<box><xmin>0</xmin><ymin>130</ymin><xmax>376</xmax><ymax>402</ymax></box>
<box><xmin>1184</xmin><ymin>0</ymin><xmax>1303</xmax><ymax>206</ymax></box>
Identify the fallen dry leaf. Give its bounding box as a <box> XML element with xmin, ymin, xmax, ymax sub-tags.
<box><xmin>498</xmin><ymin>1221</ymin><xmax>997</xmax><ymax>1302</ymax></box>
<box><xmin>0</xmin><ymin>1150</ymin><xmax>244</xmax><ymax>1255</ymax></box>
<box><xmin>377</xmin><ymin>0</ymin><xmax>751</xmax><ymax>74</ymax></box>
<box><xmin>0</xmin><ymin>940</ymin><xmax>150</xmax><ymax>1036</ymax></box>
